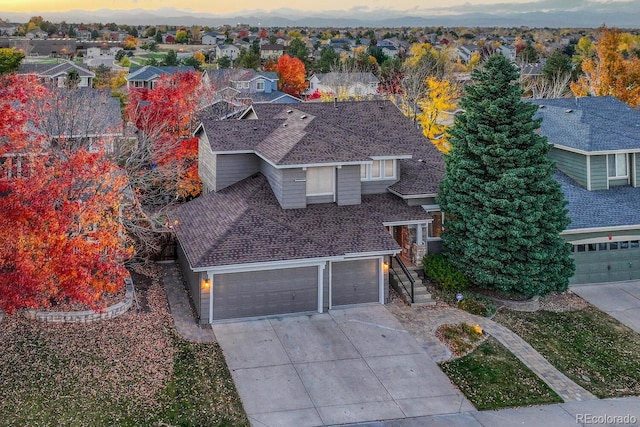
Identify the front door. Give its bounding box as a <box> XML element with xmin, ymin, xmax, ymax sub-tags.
<box><xmin>393</xmin><ymin>226</ymin><xmax>411</xmax><ymax>263</ymax></box>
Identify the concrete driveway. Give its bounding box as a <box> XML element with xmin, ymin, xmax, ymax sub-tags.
<box><xmin>213</xmin><ymin>305</ymin><xmax>473</xmax><ymax>427</ymax></box>
<box><xmin>572</xmin><ymin>281</ymin><xmax>640</xmax><ymax>333</ymax></box>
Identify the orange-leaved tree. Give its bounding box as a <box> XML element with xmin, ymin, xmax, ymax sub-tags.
<box><xmin>571</xmin><ymin>26</ymin><xmax>640</xmax><ymax>107</ymax></box>
<box><xmin>122</xmin><ymin>70</ymin><xmax>203</xmax><ymax>262</ymax></box>
<box><xmin>275</xmin><ymin>54</ymin><xmax>307</xmax><ymax>97</ymax></box>
<box><xmin>0</xmin><ymin>75</ymin><xmax>132</xmax><ymax>313</ymax></box>
<box><xmin>124</xmin><ymin>70</ymin><xmax>202</xmax><ymax>203</ymax></box>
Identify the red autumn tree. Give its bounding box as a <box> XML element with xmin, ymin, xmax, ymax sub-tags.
<box><xmin>0</xmin><ymin>75</ymin><xmax>132</xmax><ymax>313</ymax></box>
<box><xmin>122</xmin><ymin>70</ymin><xmax>203</xmax><ymax>262</ymax></box>
<box><xmin>124</xmin><ymin>70</ymin><xmax>202</xmax><ymax>203</ymax></box>
<box><xmin>275</xmin><ymin>54</ymin><xmax>307</xmax><ymax>97</ymax></box>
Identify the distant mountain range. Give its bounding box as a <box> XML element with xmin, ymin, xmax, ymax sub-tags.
<box><xmin>2</xmin><ymin>3</ymin><xmax>640</xmax><ymax>28</ymax></box>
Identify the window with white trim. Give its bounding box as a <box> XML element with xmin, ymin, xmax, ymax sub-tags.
<box><xmin>361</xmin><ymin>159</ymin><xmax>396</xmax><ymax>180</ymax></box>
<box><xmin>256</xmin><ymin>80</ymin><xmax>265</xmax><ymax>91</ymax></box>
<box><xmin>306</xmin><ymin>166</ymin><xmax>334</xmax><ymax>195</ymax></box>
<box><xmin>607</xmin><ymin>153</ymin><xmax>628</xmax><ymax>178</ymax></box>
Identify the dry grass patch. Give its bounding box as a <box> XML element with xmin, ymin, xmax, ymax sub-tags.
<box><xmin>0</xmin><ymin>267</ymin><xmax>248</xmax><ymax>426</ymax></box>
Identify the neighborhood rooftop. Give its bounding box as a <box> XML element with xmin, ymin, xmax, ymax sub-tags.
<box><xmin>529</xmin><ymin>96</ymin><xmax>640</xmax><ymax>152</ymax></box>
<box><xmin>170</xmin><ymin>173</ymin><xmax>429</xmax><ymax>268</ymax></box>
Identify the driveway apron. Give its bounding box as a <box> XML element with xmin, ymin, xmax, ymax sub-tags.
<box><xmin>213</xmin><ymin>305</ymin><xmax>473</xmax><ymax>427</ymax></box>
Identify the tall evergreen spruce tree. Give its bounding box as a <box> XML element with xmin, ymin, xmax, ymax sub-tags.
<box><xmin>437</xmin><ymin>55</ymin><xmax>574</xmax><ymax>296</ymax></box>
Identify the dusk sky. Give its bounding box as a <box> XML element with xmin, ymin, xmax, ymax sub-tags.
<box><xmin>1</xmin><ymin>0</ymin><xmax>635</xmax><ymax>15</ymax></box>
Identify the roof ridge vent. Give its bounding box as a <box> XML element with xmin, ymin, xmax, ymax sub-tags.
<box><xmin>300</xmin><ymin>114</ymin><xmax>307</xmax><ymax>119</ymax></box>
<box><xmin>564</xmin><ymin>109</ymin><xmax>573</xmax><ymax>113</ymax></box>
<box><xmin>286</xmin><ymin>109</ymin><xmax>293</xmax><ymax>114</ymax></box>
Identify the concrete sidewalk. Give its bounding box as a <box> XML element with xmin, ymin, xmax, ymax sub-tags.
<box><xmin>341</xmin><ymin>397</ymin><xmax>640</xmax><ymax>427</ymax></box>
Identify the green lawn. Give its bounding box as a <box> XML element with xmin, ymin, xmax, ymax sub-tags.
<box><xmin>0</xmin><ymin>277</ymin><xmax>248</xmax><ymax>427</ymax></box>
<box><xmin>494</xmin><ymin>307</ymin><xmax>640</xmax><ymax>398</ymax></box>
<box><xmin>440</xmin><ymin>337</ymin><xmax>563</xmax><ymax>410</ymax></box>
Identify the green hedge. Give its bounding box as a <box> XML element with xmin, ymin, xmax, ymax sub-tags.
<box><xmin>423</xmin><ymin>254</ymin><xmax>470</xmax><ymax>292</ymax></box>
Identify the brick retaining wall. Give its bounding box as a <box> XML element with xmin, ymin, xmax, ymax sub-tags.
<box><xmin>21</xmin><ymin>277</ymin><xmax>135</xmax><ymax>323</ymax></box>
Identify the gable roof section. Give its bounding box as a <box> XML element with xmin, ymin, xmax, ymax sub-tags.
<box><xmin>206</xmin><ymin>68</ymin><xmax>278</xmax><ymax>87</ymax></box>
<box><xmin>528</xmin><ymin>96</ymin><xmax>640</xmax><ymax>152</ymax></box>
<box><xmin>18</xmin><ymin>61</ymin><xmax>94</xmax><ymax>78</ymax></box>
<box><xmin>558</xmin><ymin>172</ymin><xmax>640</xmax><ymax>230</ymax></box>
<box><xmin>170</xmin><ymin>173</ymin><xmax>428</xmax><ymax>268</ymax></box>
<box><xmin>126</xmin><ymin>65</ymin><xmax>194</xmax><ymax>82</ymax></box>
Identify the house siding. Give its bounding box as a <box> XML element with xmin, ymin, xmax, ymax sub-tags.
<box><xmin>281</xmin><ymin>168</ymin><xmax>307</xmax><ymax>208</ymax></box>
<box><xmin>634</xmin><ymin>153</ymin><xmax>640</xmax><ymax>187</ymax></box>
<box><xmin>198</xmin><ymin>131</ymin><xmax>217</xmax><ymax>192</ymax></box>
<box><xmin>551</xmin><ymin>148</ymin><xmax>587</xmax><ymax>187</ymax></box>
<box><xmin>407</xmin><ymin>196</ymin><xmax>437</xmax><ymax>207</ymax></box>
<box><xmin>307</xmin><ymin>195</ymin><xmax>334</xmax><ymax>204</ymax></box>
<box><xmin>361</xmin><ymin>179</ymin><xmax>396</xmax><ymax>195</ymax></box>
<box><xmin>261</xmin><ymin>161</ymin><xmax>307</xmax><ymax>209</ymax></box>
<box><xmin>216</xmin><ymin>153</ymin><xmax>260</xmax><ymax>190</ymax></box>
<box><xmin>590</xmin><ymin>155</ymin><xmax>608</xmax><ymax>190</ymax></box>
<box><xmin>336</xmin><ymin>165</ymin><xmax>362</xmax><ymax>206</ymax></box>
<box><xmin>177</xmin><ymin>242</ymin><xmax>204</xmax><ymax>321</ymax></box>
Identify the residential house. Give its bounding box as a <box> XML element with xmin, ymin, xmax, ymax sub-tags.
<box><xmin>381</xmin><ymin>45</ymin><xmax>399</xmax><ymax>59</ymax></box>
<box><xmin>529</xmin><ymin>96</ymin><xmax>640</xmax><ymax>284</ymax></box>
<box><xmin>26</xmin><ymin>29</ymin><xmax>48</xmax><ymax>39</ymax></box>
<box><xmin>125</xmin><ymin>65</ymin><xmax>195</xmax><ymax>89</ymax></box>
<box><xmin>306</xmin><ymin>72</ymin><xmax>380</xmax><ymax>98</ymax></box>
<box><xmin>456</xmin><ymin>44</ymin><xmax>479</xmax><ymax>63</ymax></box>
<box><xmin>34</xmin><ymin>88</ymin><xmax>125</xmax><ymax>152</ymax></box>
<box><xmin>0</xmin><ymin>23</ymin><xmax>17</xmax><ymax>36</ymax></box>
<box><xmin>76</xmin><ymin>29</ymin><xmax>92</xmax><ymax>41</ymax></box>
<box><xmin>169</xmin><ymin>100</ymin><xmax>445</xmax><ymax>322</ymax></box>
<box><xmin>497</xmin><ymin>44</ymin><xmax>517</xmax><ymax>62</ymax></box>
<box><xmin>260</xmin><ymin>44</ymin><xmax>285</xmax><ymax>60</ymax></box>
<box><xmin>201</xmin><ymin>68</ymin><xmax>301</xmax><ymax>116</ymax></box>
<box><xmin>17</xmin><ymin>61</ymin><xmax>95</xmax><ymax>88</ymax></box>
<box><xmin>215</xmin><ymin>44</ymin><xmax>240</xmax><ymax>61</ymax></box>
<box><xmin>202</xmin><ymin>32</ymin><xmax>225</xmax><ymax>45</ymax></box>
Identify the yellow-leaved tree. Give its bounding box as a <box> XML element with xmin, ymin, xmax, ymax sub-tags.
<box><xmin>417</xmin><ymin>77</ymin><xmax>459</xmax><ymax>154</ymax></box>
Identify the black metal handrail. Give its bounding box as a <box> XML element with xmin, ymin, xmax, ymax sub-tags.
<box><xmin>390</xmin><ymin>255</ymin><xmax>415</xmax><ymax>303</ymax></box>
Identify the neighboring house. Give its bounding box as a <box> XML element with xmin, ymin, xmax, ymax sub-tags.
<box><xmin>125</xmin><ymin>65</ymin><xmax>195</xmax><ymax>89</ymax></box>
<box><xmin>17</xmin><ymin>61</ymin><xmax>95</xmax><ymax>88</ymax></box>
<box><xmin>169</xmin><ymin>100</ymin><xmax>446</xmax><ymax>322</ymax></box>
<box><xmin>497</xmin><ymin>44</ymin><xmax>517</xmax><ymax>62</ymax></box>
<box><xmin>260</xmin><ymin>44</ymin><xmax>285</xmax><ymax>60</ymax></box>
<box><xmin>26</xmin><ymin>29</ymin><xmax>48</xmax><ymax>39</ymax></box>
<box><xmin>519</xmin><ymin>61</ymin><xmax>546</xmax><ymax>78</ymax></box>
<box><xmin>33</xmin><ymin>87</ymin><xmax>125</xmax><ymax>152</ymax></box>
<box><xmin>529</xmin><ymin>96</ymin><xmax>640</xmax><ymax>284</ymax></box>
<box><xmin>456</xmin><ymin>44</ymin><xmax>479</xmax><ymax>63</ymax></box>
<box><xmin>215</xmin><ymin>44</ymin><xmax>240</xmax><ymax>61</ymax></box>
<box><xmin>201</xmin><ymin>32</ymin><xmax>225</xmax><ymax>45</ymax></box>
<box><xmin>306</xmin><ymin>72</ymin><xmax>379</xmax><ymax>98</ymax></box>
<box><xmin>201</xmin><ymin>68</ymin><xmax>301</xmax><ymax>114</ymax></box>
<box><xmin>76</xmin><ymin>29</ymin><xmax>92</xmax><ymax>41</ymax></box>
<box><xmin>0</xmin><ymin>23</ymin><xmax>17</xmax><ymax>36</ymax></box>
<box><xmin>381</xmin><ymin>45</ymin><xmax>399</xmax><ymax>58</ymax></box>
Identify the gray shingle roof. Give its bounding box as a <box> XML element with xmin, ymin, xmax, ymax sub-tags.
<box><xmin>528</xmin><ymin>96</ymin><xmax>640</xmax><ymax>152</ymax></box>
<box><xmin>558</xmin><ymin>172</ymin><xmax>640</xmax><ymax>230</ymax></box>
<box><xmin>126</xmin><ymin>65</ymin><xmax>195</xmax><ymax>82</ymax></box>
<box><xmin>199</xmin><ymin>101</ymin><xmax>442</xmax><ymax>171</ymax></box>
<box><xmin>170</xmin><ymin>174</ymin><xmax>429</xmax><ymax>268</ymax></box>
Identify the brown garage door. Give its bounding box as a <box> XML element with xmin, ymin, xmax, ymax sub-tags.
<box><xmin>213</xmin><ymin>266</ymin><xmax>318</xmax><ymax>320</ymax></box>
<box><xmin>331</xmin><ymin>259</ymin><xmax>379</xmax><ymax>306</ymax></box>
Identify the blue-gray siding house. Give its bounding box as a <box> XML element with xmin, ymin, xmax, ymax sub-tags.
<box><xmin>170</xmin><ymin>101</ymin><xmax>445</xmax><ymax>322</ymax></box>
<box><xmin>530</xmin><ymin>96</ymin><xmax>640</xmax><ymax>284</ymax></box>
